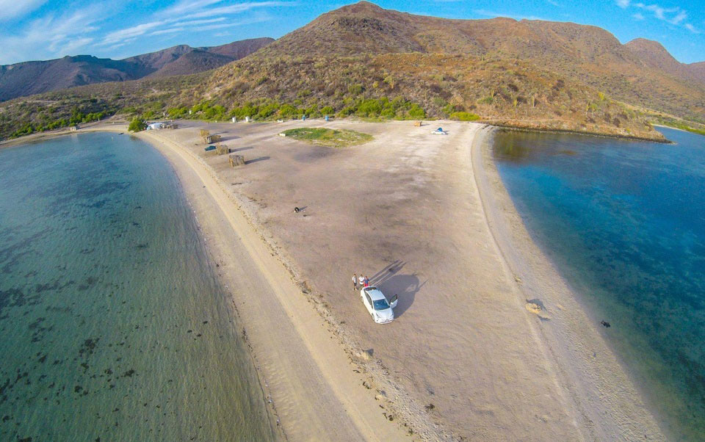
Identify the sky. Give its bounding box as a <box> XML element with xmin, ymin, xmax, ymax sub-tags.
<box><xmin>0</xmin><ymin>0</ymin><xmax>702</xmax><ymax>65</ymax></box>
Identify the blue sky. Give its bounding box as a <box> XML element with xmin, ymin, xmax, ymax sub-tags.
<box><xmin>0</xmin><ymin>0</ymin><xmax>702</xmax><ymax>65</ymax></box>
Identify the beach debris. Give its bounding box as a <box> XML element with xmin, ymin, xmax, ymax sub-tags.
<box><xmin>600</xmin><ymin>320</ymin><xmax>611</xmax><ymax>328</ymax></box>
<box><xmin>525</xmin><ymin>299</ymin><xmax>550</xmax><ymax>320</ymax></box>
<box><xmin>525</xmin><ymin>302</ymin><xmax>543</xmax><ymax>315</ymax></box>
<box><xmin>425</xmin><ymin>403</ymin><xmax>435</xmax><ymax>411</ymax></box>
<box><xmin>294</xmin><ymin>207</ymin><xmax>301</xmax><ymax>213</ymax></box>
<box><xmin>355</xmin><ymin>348</ymin><xmax>373</xmax><ymax>361</ymax></box>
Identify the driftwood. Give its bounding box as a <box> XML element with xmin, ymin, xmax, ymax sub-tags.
<box><xmin>229</xmin><ymin>154</ymin><xmax>245</xmax><ymax>167</ymax></box>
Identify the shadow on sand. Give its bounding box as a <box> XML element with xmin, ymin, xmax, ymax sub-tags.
<box><xmin>245</xmin><ymin>156</ymin><xmax>270</xmax><ymax>164</ymax></box>
<box><xmin>369</xmin><ymin>260</ymin><xmax>425</xmax><ymax>318</ymax></box>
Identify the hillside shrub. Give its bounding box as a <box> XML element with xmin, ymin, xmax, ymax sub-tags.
<box><xmin>450</xmin><ymin>112</ymin><xmax>480</xmax><ymax>121</ymax></box>
<box><xmin>408</xmin><ymin>104</ymin><xmax>426</xmax><ymax>119</ymax></box>
<box><xmin>128</xmin><ymin>117</ymin><xmax>146</xmax><ymax>132</ymax></box>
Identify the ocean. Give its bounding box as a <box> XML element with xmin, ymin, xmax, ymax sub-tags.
<box><xmin>0</xmin><ymin>133</ymin><xmax>278</xmax><ymax>441</ymax></box>
<box><xmin>492</xmin><ymin>127</ymin><xmax>705</xmax><ymax>441</ymax></box>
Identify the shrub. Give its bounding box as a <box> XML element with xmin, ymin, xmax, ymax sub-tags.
<box><xmin>357</xmin><ymin>99</ymin><xmax>383</xmax><ymax>117</ymax></box>
<box><xmin>348</xmin><ymin>84</ymin><xmax>364</xmax><ymax>96</ymax></box>
<box><xmin>128</xmin><ymin>117</ymin><xmax>146</xmax><ymax>132</ymax></box>
<box><xmin>279</xmin><ymin>104</ymin><xmax>300</xmax><ymax>118</ymax></box>
<box><xmin>450</xmin><ymin>112</ymin><xmax>480</xmax><ymax>121</ymax></box>
<box><xmin>408</xmin><ymin>104</ymin><xmax>426</xmax><ymax>119</ymax></box>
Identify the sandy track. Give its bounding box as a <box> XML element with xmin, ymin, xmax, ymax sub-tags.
<box><xmin>137</xmin><ymin>130</ymin><xmax>412</xmax><ymax>441</ymax></box>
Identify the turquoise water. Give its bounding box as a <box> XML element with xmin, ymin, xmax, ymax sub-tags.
<box><xmin>0</xmin><ymin>133</ymin><xmax>277</xmax><ymax>441</ymax></box>
<box><xmin>492</xmin><ymin>127</ymin><xmax>705</xmax><ymax>441</ymax></box>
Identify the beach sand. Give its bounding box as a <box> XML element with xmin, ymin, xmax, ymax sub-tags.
<box><xmin>8</xmin><ymin>120</ymin><xmax>666</xmax><ymax>440</ymax></box>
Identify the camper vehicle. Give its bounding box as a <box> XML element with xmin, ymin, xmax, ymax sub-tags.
<box><xmin>432</xmin><ymin>127</ymin><xmax>447</xmax><ymax>135</ymax></box>
<box><xmin>360</xmin><ymin>286</ymin><xmax>399</xmax><ymax>324</ymax></box>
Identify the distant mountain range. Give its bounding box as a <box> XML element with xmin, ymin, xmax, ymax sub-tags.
<box><xmin>0</xmin><ymin>37</ymin><xmax>273</xmax><ymax>101</ymax></box>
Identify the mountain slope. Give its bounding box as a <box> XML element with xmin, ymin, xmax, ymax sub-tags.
<box><xmin>251</xmin><ymin>2</ymin><xmax>703</xmax><ymax>121</ymax></box>
<box><xmin>0</xmin><ymin>37</ymin><xmax>273</xmax><ymax>102</ymax></box>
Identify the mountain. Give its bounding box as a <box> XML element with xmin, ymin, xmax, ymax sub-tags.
<box><xmin>245</xmin><ymin>2</ymin><xmax>703</xmax><ymax>121</ymax></box>
<box><xmin>1</xmin><ymin>2</ymin><xmax>703</xmax><ymax>141</ymax></box>
<box><xmin>0</xmin><ymin>37</ymin><xmax>273</xmax><ymax>102</ymax></box>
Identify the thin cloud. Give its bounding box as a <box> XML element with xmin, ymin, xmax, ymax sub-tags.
<box><xmin>182</xmin><ymin>1</ymin><xmax>292</xmax><ymax>20</ymax></box>
<box><xmin>162</xmin><ymin>0</ymin><xmax>225</xmax><ymax>16</ymax></box>
<box><xmin>97</xmin><ymin>2</ymin><xmax>289</xmax><ymax>48</ymax></box>
<box><xmin>474</xmin><ymin>9</ymin><xmax>549</xmax><ymax>21</ymax></box>
<box><xmin>100</xmin><ymin>21</ymin><xmax>165</xmax><ymax>46</ymax></box>
<box><xmin>685</xmin><ymin>23</ymin><xmax>700</xmax><ymax>34</ymax></box>
<box><xmin>150</xmin><ymin>28</ymin><xmax>185</xmax><ymax>36</ymax></box>
<box><xmin>618</xmin><ymin>1</ymin><xmax>698</xmax><ymax>33</ymax></box>
<box><xmin>171</xmin><ymin>17</ymin><xmax>227</xmax><ymax>27</ymax></box>
<box><xmin>0</xmin><ymin>0</ymin><xmax>46</xmax><ymax>21</ymax></box>
<box><xmin>0</xmin><ymin>6</ymin><xmax>104</xmax><ymax>63</ymax></box>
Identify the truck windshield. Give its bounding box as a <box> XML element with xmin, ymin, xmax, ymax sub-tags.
<box><xmin>373</xmin><ymin>299</ymin><xmax>390</xmax><ymax>310</ymax></box>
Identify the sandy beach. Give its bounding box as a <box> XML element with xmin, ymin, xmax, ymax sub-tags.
<box><xmin>4</xmin><ymin>119</ymin><xmax>667</xmax><ymax>440</ymax></box>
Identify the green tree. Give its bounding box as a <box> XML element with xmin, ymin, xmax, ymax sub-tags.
<box><xmin>408</xmin><ymin>104</ymin><xmax>426</xmax><ymax>119</ymax></box>
<box><xmin>128</xmin><ymin>117</ymin><xmax>147</xmax><ymax>132</ymax></box>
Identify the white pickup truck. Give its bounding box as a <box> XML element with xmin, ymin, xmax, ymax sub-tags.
<box><xmin>360</xmin><ymin>286</ymin><xmax>399</xmax><ymax>324</ymax></box>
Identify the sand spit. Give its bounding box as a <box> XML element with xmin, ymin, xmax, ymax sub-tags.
<box><xmin>472</xmin><ymin>126</ymin><xmax>666</xmax><ymax>440</ymax></box>
<box><xmin>14</xmin><ymin>120</ymin><xmax>665</xmax><ymax>440</ymax></box>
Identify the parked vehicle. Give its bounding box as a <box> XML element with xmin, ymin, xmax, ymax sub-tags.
<box><xmin>360</xmin><ymin>286</ymin><xmax>399</xmax><ymax>324</ymax></box>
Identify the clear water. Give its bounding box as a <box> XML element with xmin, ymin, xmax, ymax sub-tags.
<box><xmin>0</xmin><ymin>133</ymin><xmax>277</xmax><ymax>441</ymax></box>
<box><xmin>492</xmin><ymin>127</ymin><xmax>705</xmax><ymax>441</ymax></box>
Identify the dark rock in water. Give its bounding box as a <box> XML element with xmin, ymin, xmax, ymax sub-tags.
<box><xmin>600</xmin><ymin>320</ymin><xmax>611</xmax><ymax>328</ymax></box>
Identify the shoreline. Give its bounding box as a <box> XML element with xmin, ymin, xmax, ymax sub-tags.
<box><xmin>0</xmin><ymin>116</ymin><xmax>673</xmax><ymax>149</ymax></box>
<box><xmin>6</xmin><ymin>122</ymin><xmax>667</xmax><ymax>440</ymax></box>
<box><xmin>487</xmin><ymin>123</ymin><xmax>673</xmax><ymax>143</ymax></box>
<box><xmin>471</xmin><ymin>126</ymin><xmax>667</xmax><ymax>439</ymax></box>
<box><xmin>132</xmin><ymin>128</ymin><xmax>423</xmax><ymax>441</ymax></box>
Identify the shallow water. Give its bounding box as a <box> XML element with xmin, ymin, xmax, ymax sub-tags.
<box><xmin>0</xmin><ymin>133</ymin><xmax>277</xmax><ymax>441</ymax></box>
<box><xmin>492</xmin><ymin>127</ymin><xmax>705</xmax><ymax>441</ymax></box>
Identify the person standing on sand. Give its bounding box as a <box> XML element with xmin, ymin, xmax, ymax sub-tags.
<box><xmin>352</xmin><ymin>274</ymin><xmax>358</xmax><ymax>291</ymax></box>
<box><xmin>364</xmin><ymin>275</ymin><xmax>370</xmax><ymax>287</ymax></box>
<box><xmin>359</xmin><ymin>274</ymin><xmax>365</xmax><ymax>289</ymax></box>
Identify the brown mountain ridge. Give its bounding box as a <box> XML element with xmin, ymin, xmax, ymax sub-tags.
<box><xmin>0</xmin><ymin>37</ymin><xmax>273</xmax><ymax>102</ymax></box>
